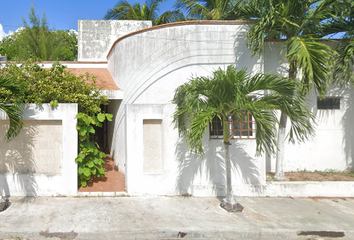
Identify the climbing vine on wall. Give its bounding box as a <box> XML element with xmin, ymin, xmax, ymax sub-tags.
<box><xmin>76</xmin><ymin>113</ymin><xmax>113</xmax><ymax>187</ymax></box>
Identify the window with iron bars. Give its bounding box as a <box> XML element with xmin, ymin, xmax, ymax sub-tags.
<box><xmin>210</xmin><ymin>112</ymin><xmax>256</xmax><ymax>139</ymax></box>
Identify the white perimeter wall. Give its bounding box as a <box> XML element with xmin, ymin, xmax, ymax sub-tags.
<box><xmin>108</xmin><ymin>21</ymin><xmax>265</xmax><ymax>196</ymax></box>
<box><xmin>264</xmin><ymin>42</ymin><xmax>354</xmax><ymax>172</ymax></box>
<box><xmin>125</xmin><ymin>104</ymin><xmax>265</xmax><ymax>196</ymax></box>
<box><xmin>0</xmin><ymin>104</ymin><xmax>78</xmax><ymax>196</ymax></box>
<box><xmin>281</xmin><ymin>86</ymin><xmax>354</xmax><ymax>172</ymax></box>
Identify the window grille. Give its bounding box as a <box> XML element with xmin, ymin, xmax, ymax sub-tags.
<box><xmin>210</xmin><ymin>112</ymin><xmax>256</xmax><ymax>139</ymax></box>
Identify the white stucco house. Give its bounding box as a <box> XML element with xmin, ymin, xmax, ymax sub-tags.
<box><xmin>78</xmin><ymin>19</ymin><xmax>354</xmax><ymax>196</ymax></box>
<box><xmin>1</xmin><ymin>20</ymin><xmax>353</xmax><ymax>197</ymax></box>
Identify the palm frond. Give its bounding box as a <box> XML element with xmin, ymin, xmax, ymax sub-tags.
<box><xmin>245</xmin><ymin>11</ymin><xmax>272</xmax><ymax>55</ymax></box>
<box><xmin>0</xmin><ymin>75</ymin><xmax>24</xmax><ymax>141</ymax></box>
<box><xmin>104</xmin><ymin>0</ymin><xmax>137</xmax><ymax>20</ymax></box>
<box><xmin>173</xmin><ymin>65</ymin><xmax>314</xmax><ymax>157</ymax></box>
<box><xmin>0</xmin><ymin>74</ymin><xmax>23</xmax><ymax>96</ymax></box>
<box><xmin>175</xmin><ymin>0</ymin><xmax>211</xmax><ymax>19</ymax></box>
<box><xmin>186</xmin><ymin>109</ymin><xmax>217</xmax><ymax>157</ymax></box>
<box><xmin>146</xmin><ymin>0</ymin><xmax>164</xmax><ymax>20</ymax></box>
<box><xmin>156</xmin><ymin>10</ymin><xmax>189</xmax><ymax>24</ymax></box>
<box><xmin>332</xmin><ymin>39</ymin><xmax>354</xmax><ymax>84</ymax></box>
<box><xmin>0</xmin><ymin>104</ymin><xmax>23</xmax><ymax>141</ymax></box>
<box><xmin>286</xmin><ymin>37</ymin><xmax>334</xmax><ymax>96</ymax></box>
<box><xmin>175</xmin><ymin>0</ymin><xmax>237</xmax><ymax>20</ymax></box>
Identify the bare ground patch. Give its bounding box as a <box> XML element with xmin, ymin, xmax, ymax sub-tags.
<box><xmin>267</xmin><ymin>171</ymin><xmax>354</xmax><ymax>181</ymax></box>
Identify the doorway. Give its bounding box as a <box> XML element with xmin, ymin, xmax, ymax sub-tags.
<box><xmin>78</xmin><ymin>103</ymin><xmax>126</xmax><ymax>193</ymax></box>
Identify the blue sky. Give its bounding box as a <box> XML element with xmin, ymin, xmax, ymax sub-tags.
<box><xmin>0</xmin><ymin>0</ymin><xmax>175</xmax><ymax>34</ymax></box>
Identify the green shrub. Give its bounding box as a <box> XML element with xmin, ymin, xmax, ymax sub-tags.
<box><xmin>76</xmin><ymin>113</ymin><xmax>113</xmax><ymax>187</ymax></box>
<box><xmin>0</xmin><ymin>61</ymin><xmax>112</xmax><ymax>187</ymax></box>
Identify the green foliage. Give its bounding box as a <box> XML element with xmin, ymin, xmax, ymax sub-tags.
<box><xmin>234</xmin><ymin>0</ymin><xmax>345</xmax><ymax>96</ymax></box>
<box><xmin>0</xmin><ymin>31</ymin><xmax>20</xmax><ymax>60</ymax></box>
<box><xmin>0</xmin><ymin>61</ymin><xmax>108</xmax><ymax>114</ymax></box>
<box><xmin>50</xmin><ymin>100</ymin><xmax>59</xmax><ymax>108</ymax></box>
<box><xmin>233</xmin><ymin>0</ymin><xmax>346</xmax><ymax>179</ymax></box>
<box><xmin>76</xmin><ymin>113</ymin><xmax>113</xmax><ymax>188</ymax></box>
<box><xmin>172</xmin><ymin>65</ymin><xmax>314</xmax><ymax>157</ymax></box>
<box><xmin>0</xmin><ymin>60</ymin><xmax>111</xmax><ymax>187</ymax></box>
<box><xmin>104</xmin><ymin>0</ymin><xmax>188</xmax><ymax>25</ymax></box>
<box><xmin>326</xmin><ymin>0</ymin><xmax>354</xmax><ymax>85</ymax></box>
<box><xmin>175</xmin><ymin>0</ymin><xmax>237</xmax><ymax>20</ymax></box>
<box><xmin>0</xmin><ymin>75</ymin><xmax>23</xmax><ymax>141</ymax></box>
<box><xmin>0</xmin><ymin>4</ymin><xmax>77</xmax><ymax>61</ymax></box>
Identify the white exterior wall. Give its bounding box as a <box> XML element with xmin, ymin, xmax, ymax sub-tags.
<box><xmin>78</xmin><ymin>20</ymin><xmax>152</xmax><ymax>61</ymax></box>
<box><xmin>125</xmin><ymin>104</ymin><xmax>265</xmax><ymax>196</ymax></box>
<box><xmin>107</xmin><ymin>99</ymin><xmax>126</xmax><ymax>173</ymax></box>
<box><xmin>282</xmin><ymin>86</ymin><xmax>354</xmax><ymax>172</ymax></box>
<box><xmin>0</xmin><ymin>104</ymin><xmax>78</xmax><ymax>196</ymax></box>
<box><xmin>69</xmin><ymin>20</ymin><xmax>354</xmax><ymax>197</ymax></box>
<box><xmin>107</xmin><ymin>22</ymin><xmax>265</xmax><ymax>196</ymax></box>
<box><xmin>264</xmin><ymin>42</ymin><xmax>354</xmax><ymax>172</ymax></box>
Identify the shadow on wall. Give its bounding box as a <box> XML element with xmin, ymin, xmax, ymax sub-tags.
<box><xmin>311</xmin><ymin>85</ymin><xmax>354</xmax><ymax>172</ymax></box>
<box><xmin>175</xmin><ymin>138</ymin><xmax>260</xmax><ymax>196</ymax></box>
<box><xmin>0</xmin><ymin>122</ymin><xmax>38</xmax><ymax>197</ymax></box>
<box><xmin>108</xmin><ymin>100</ymin><xmax>122</xmax><ymax>162</ymax></box>
<box><xmin>342</xmin><ymin>89</ymin><xmax>354</xmax><ymax>172</ymax></box>
<box><xmin>233</xmin><ymin>29</ymin><xmax>250</xmax><ymax>71</ymax></box>
<box><xmin>233</xmin><ymin>25</ymin><xmax>264</xmax><ymax>72</ymax></box>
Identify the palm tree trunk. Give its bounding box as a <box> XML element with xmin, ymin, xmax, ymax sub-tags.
<box><xmin>223</xmin><ymin>119</ymin><xmax>236</xmax><ymax>204</ymax></box>
<box><xmin>275</xmin><ymin>61</ymin><xmax>296</xmax><ymax>180</ymax></box>
<box><xmin>220</xmin><ymin>118</ymin><xmax>243</xmax><ymax>212</ymax></box>
<box><xmin>224</xmin><ymin>140</ymin><xmax>237</xmax><ymax>204</ymax></box>
<box><xmin>274</xmin><ymin>111</ymin><xmax>287</xmax><ymax>180</ymax></box>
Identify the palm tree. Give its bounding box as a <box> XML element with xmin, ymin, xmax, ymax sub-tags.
<box><xmin>332</xmin><ymin>34</ymin><xmax>354</xmax><ymax>85</ymax></box>
<box><xmin>172</xmin><ymin>66</ymin><xmax>313</xmax><ymax>211</ymax></box>
<box><xmin>325</xmin><ymin>1</ymin><xmax>354</xmax><ymax>84</ymax></box>
<box><xmin>104</xmin><ymin>0</ymin><xmax>188</xmax><ymax>25</ymax></box>
<box><xmin>175</xmin><ymin>0</ymin><xmax>237</xmax><ymax>20</ymax></box>
<box><xmin>0</xmin><ymin>75</ymin><xmax>23</xmax><ymax>141</ymax></box>
<box><xmin>234</xmin><ymin>0</ymin><xmax>344</xmax><ymax>180</ymax></box>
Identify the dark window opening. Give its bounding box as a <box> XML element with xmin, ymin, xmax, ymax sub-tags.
<box><xmin>317</xmin><ymin>97</ymin><xmax>340</xmax><ymax>110</ymax></box>
<box><xmin>210</xmin><ymin>117</ymin><xmax>223</xmax><ymax>137</ymax></box>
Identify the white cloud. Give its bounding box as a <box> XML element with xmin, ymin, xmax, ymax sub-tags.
<box><xmin>10</xmin><ymin>27</ymin><xmax>24</xmax><ymax>35</ymax></box>
<box><xmin>0</xmin><ymin>23</ymin><xmax>7</xmax><ymax>40</ymax></box>
<box><xmin>0</xmin><ymin>24</ymin><xmax>24</xmax><ymax>41</ymax></box>
<box><xmin>69</xmin><ymin>29</ymin><xmax>78</xmax><ymax>37</ymax></box>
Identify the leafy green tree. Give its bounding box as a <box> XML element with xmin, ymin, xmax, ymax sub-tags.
<box><xmin>172</xmin><ymin>66</ymin><xmax>313</xmax><ymax>210</ymax></box>
<box><xmin>175</xmin><ymin>0</ymin><xmax>237</xmax><ymax>20</ymax></box>
<box><xmin>0</xmin><ymin>61</ymin><xmax>106</xmax><ymax>114</ymax></box>
<box><xmin>0</xmin><ymin>4</ymin><xmax>77</xmax><ymax>61</ymax></box>
<box><xmin>104</xmin><ymin>0</ymin><xmax>188</xmax><ymax>25</ymax></box>
<box><xmin>48</xmin><ymin>30</ymin><xmax>77</xmax><ymax>61</ymax></box>
<box><xmin>234</xmin><ymin>0</ymin><xmax>344</xmax><ymax>180</ymax></box>
<box><xmin>0</xmin><ymin>31</ymin><xmax>21</xmax><ymax>60</ymax></box>
<box><xmin>0</xmin><ymin>75</ymin><xmax>23</xmax><ymax>141</ymax></box>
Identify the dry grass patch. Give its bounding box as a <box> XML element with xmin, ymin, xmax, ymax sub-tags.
<box><xmin>267</xmin><ymin>171</ymin><xmax>354</xmax><ymax>181</ymax></box>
